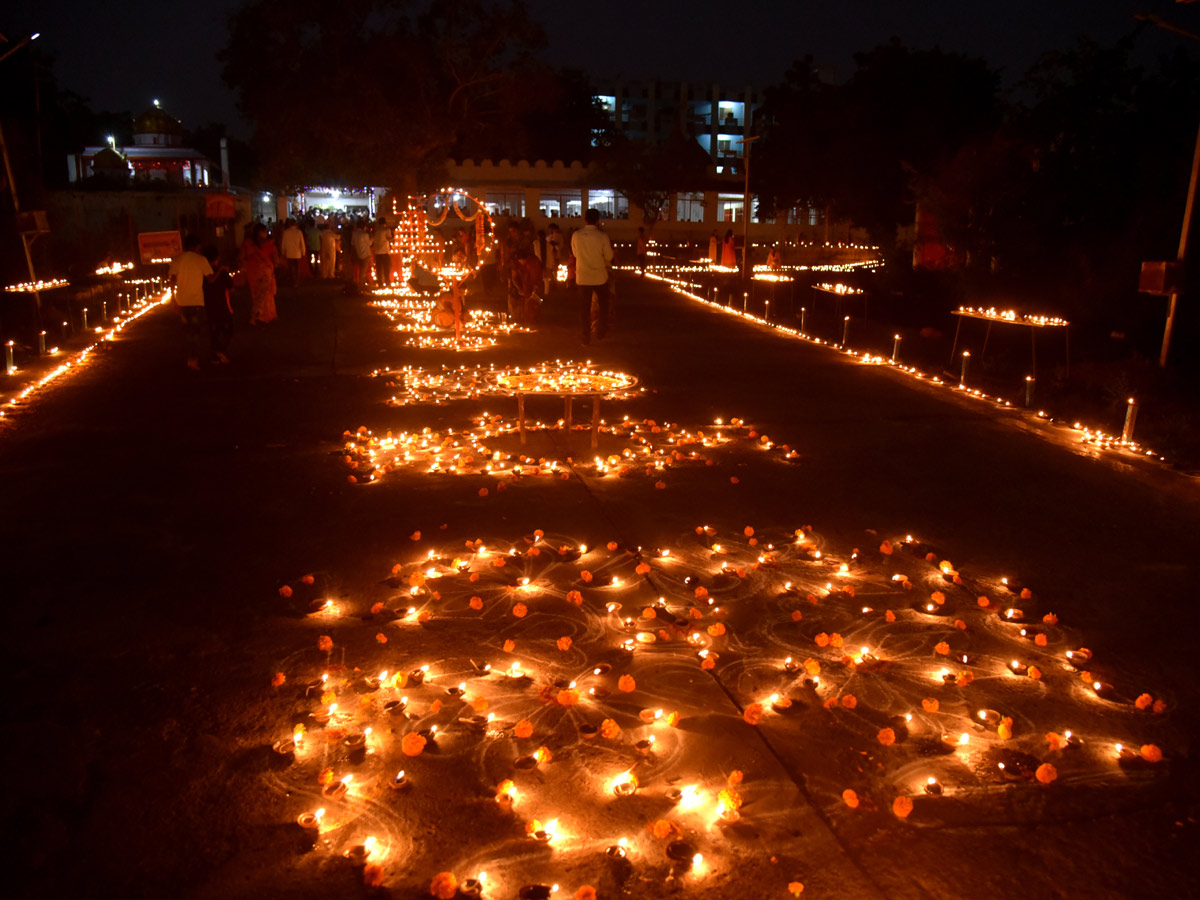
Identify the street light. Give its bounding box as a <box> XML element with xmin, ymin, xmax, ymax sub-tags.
<box><xmin>736</xmin><ymin>135</ymin><xmax>760</xmax><ymax>282</ymax></box>
<box><xmin>0</xmin><ymin>31</ymin><xmax>39</xmax><ymax>66</ymax></box>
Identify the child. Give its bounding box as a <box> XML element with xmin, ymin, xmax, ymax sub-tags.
<box><xmin>202</xmin><ymin>245</ymin><xmax>235</xmax><ymax>363</ymax></box>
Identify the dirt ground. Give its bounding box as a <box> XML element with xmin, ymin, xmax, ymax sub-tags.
<box><xmin>3</xmin><ymin>275</ymin><xmax>1197</xmax><ymax>900</ymax></box>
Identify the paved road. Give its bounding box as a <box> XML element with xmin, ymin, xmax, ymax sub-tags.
<box><xmin>3</xmin><ymin>275</ymin><xmax>1196</xmax><ymax>899</ymax></box>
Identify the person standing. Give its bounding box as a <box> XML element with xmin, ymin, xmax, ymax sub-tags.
<box><xmin>167</xmin><ymin>234</ymin><xmax>213</xmax><ymax>370</ymax></box>
<box><xmin>570</xmin><ymin>208</ymin><xmax>614</xmax><ymax>345</ymax></box>
<box><xmin>352</xmin><ymin>220</ymin><xmax>373</xmax><ymax>288</ymax></box>
<box><xmin>240</xmin><ymin>222</ymin><xmax>279</xmax><ymax>325</ymax></box>
<box><xmin>767</xmin><ymin>244</ymin><xmax>782</xmax><ymax>269</ymax></box>
<box><xmin>544</xmin><ymin>222</ymin><xmax>563</xmax><ymax>295</ymax></box>
<box><xmin>708</xmin><ymin>229</ymin><xmax>719</xmax><ymax>265</ymax></box>
<box><xmin>721</xmin><ymin>229</ymin><xmax>737</xmax><ymax>268</ymax></box>
<box><xmin>371</xmin><ymin>217</ymin><xmax>393</xmax><ymax>287</ymax></box>
<box><xmin>635</xmin><ymin>226</ymin><xmax>649</xmax><ymax>275</ymax></box>
<box><xmin>280</xmin><ymin>218</ymin><xmax>306</xmax><ymax>286</ymax></box>
<box><xmin>319</xmin><ymin>223</ymin><xmax>339</xmax><ymax>279</ymax></box>
<box><xmin>201</xmin><ymin>245</ymin><xmax>234</xmax><ymax>364</ymax></box>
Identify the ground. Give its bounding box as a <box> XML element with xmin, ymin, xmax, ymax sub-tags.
<box><xmin>2</xmin><ymin>272</ymin><xmax>1198</xmax><ymax>900</ymax></box>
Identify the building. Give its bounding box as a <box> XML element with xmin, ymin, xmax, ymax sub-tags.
<box><xmin>593</xmin><ymin>79</ymin><xmax>763</xmax><ymax>175</ymax></box>
<box><xmin>67</xmin><ymin>102</ymin><xmax>212</xmax><ymax>187</ymax></box>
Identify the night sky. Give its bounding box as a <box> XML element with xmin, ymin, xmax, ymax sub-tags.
<box><xmin>5</xmin><ymin>0</ymin><xmax>1200</xmax><ymax>137</ymax></box>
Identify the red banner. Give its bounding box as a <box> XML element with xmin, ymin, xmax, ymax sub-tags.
<box><xmin>137</xmin><ymin>230</ymin><xmax>182</xmax><ymax>265</ymax></box>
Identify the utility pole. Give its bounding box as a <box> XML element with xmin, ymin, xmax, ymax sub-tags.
<box><xmin>0</xmin><ymin>32</ymin><xmax>43</xmax><ymax>326</ymax></box>
<box><xmin>737</xmin><ymin>135</ymin><xmax>760</xmax><ymax>282</ymax></box>
<box><xmin>1160</xmin><ymin>119</ymin><xmax>1200</xmax><ymax>367</ymax></box>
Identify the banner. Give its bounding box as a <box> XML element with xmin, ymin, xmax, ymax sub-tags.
<box><xmin>137</xmin><ymin>230</ymin><xmax>182</xmax><ymax>265</ymax></box>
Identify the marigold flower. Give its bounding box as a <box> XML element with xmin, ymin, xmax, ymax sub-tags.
<box><xmin>618</xmin><ymin>674</ymin><xmax>636</xmax><ymax>692</ymax></box>
<box><xmin>1035</xmin><ymin>633</ymin><xmax>1048</xmax><ymax>647</ymax></box>
<box><xmin>478</xmin><ymin>487</ymin><xmax>489</xmax><ymax>497</ymax></box>
<box><xmin>416</xmin><ymin>610</ymin><xmax>432</xmax><ymax>624</ymax></box>
<box><xmin>503</xmin><ymin>639</ymin><xmax>515</xmax><ymax>653</ymax></box>
<box><xmin>791</xmin><ymin>609</ymin><xmax>803</xmax><ymax>622</ymax></box>
<box><xmin>642</xmin><ymin>607</ymin><xmax>657</xmax><ymax>619</ymax></box>
<box><xmin>650</xmin><ymin>818</ymin><xmax>674</xmax><ymax>838</ymax></box>
<box><xmin>472</xmin><ymin>696</ymin><xmax>489</xmax><ymax>712</ymax></box>
<box><xmin>701</xmin><ymin>656</ymin><xmax>716</xmax><ymax>670</ymax></box>
<box><xmin>814</xmin><ymin>632</ymin><xmax>830</xmax><ymax>647</ymax></box>
<box><xmin>922</xmin><ymin>697</ymin><xmax>939</xmax><ymax>713</ymax></box>
<box><xmin>600</xmin><ymin>718</ymin><xmax>620</xmax><ymax>739</ymax></box>
<box><xmin>1140</xmin><ymin>744</ymin><xmax>1163</xmax><ymax>763</ymax></box>
<box><xmin>885</xmin><ymin>609</ymin><xmax>897</xmax><ymax>623</ymax></box>
<box><xmin>635</xmin><ymin>563</ymin><xmax>651</xmax><ymax>575</ymax></box>
<box><xmin>892</xmin><ymin>795</ymin><xmax>914</xmax><ymax>818</ymax></box>
<box><xmin>575</xmin><ymin>888</ymin><xmax>597</xmax><ymax>900</ymax></box>
<box><xmin>566</xmin><ymin>590</ymin><xmax>583</xmax><ymax>605</ymax></box>
<box><xmin>370</xmin><ymin>601</ymin><xmax>384</xmax><ymax>614</ymax></box>
<box><xmin>1153</xmin><ymin>699</ymin><xmax>1167</xmax><ymax>714</ymax></box>
<box><xmin>279</xmin><ymin>585</ymin><xmax>293</xmax><ymax>598</ymax></box>
<box><xmin>788</xmin><ymin>881</ymin><xmax>805</xmax><ymax>895</ymax></box>
<box><xmin>514</xmin><ymin>719</ymin><xmax>534</xmax><ymax>739</ymax></box>
<box><xmin>931</xmin><ymin>591</ymin><xmax>945</xmax><ymax>606</ymax></box>
<box><xmin>804</xmin><ymin>658</ymin><xmax>821</xmax><ymax>676</ymax></box>
<box><xmin>581</xmin><ymin>570</ymin><xmax>593</xmax><ymax>583</ymax></box>
<box><xmin>512</xmin><ymin>603</ymin><xmax>528</xmax><ymax>618</ymax></box>
<box><xmin>363</xmin><ymin>863</ymin><xmax>384</xmax><ymax>887</ymax></box>
<box><xmin>469</xmin><ymin>572</ymin><xmax>480</xmax><ymax>582</ymax></box>
<box><xmin>1043</xmin><ymin>612</ymin><xmax>1059</xmax><ymax>625</ymax></box>
<box><xmin>694</xmin><ymin>585</ymin><xmax>709</xmax><ymax>599</ymax></box>
<box><xmin>1045</xmin><ymin>732</ymin><xmax>1064</xmax><ymax>751</ymax></box>
<box><xmin>728</xmin><ymin>769</ymin><xmax>744</xmax><ymax>785</ymax></box>
<box><xmin>744</xmin><ymin>526</ymin><xmax>755</xmax><ymax>537</ymax></box>
<box><xmin>743</xmin><ymin>703</ymin><xmax>764</xmax><ymax>725</ymax></box>
<box><xmin>877</xmin><ymin>727</ymin><xmax>896</xmax><ymax>746</ymax></box>
<box><xmin>925</xmin><ymin>552</ymin><xmax>937</xmax><ymax>563</ymax></box>
<box><xmin>468</xmin><ymin>595</ymin><xmax>483</xmax><ymax>610</ymax></box>
<box><xmin>718</xmin><ymin>786</ymin><xmax>743</xmax><ymax>811</ymax></box>
<box><xmin>1028</xmin><ymin>666</ymin><xmax>1042</xmax><ymax>681</ymax></box>
<box><xmin>409</xmin><ymin>531</ymin><xmax>421</xmax><ymax>541</ymax></box>
<box><xmin>729</xmin><ymin>475</ymin><xmax>740</xmax><ymax>484</ymax></box>
<box><xmin>842</xmin><ymin>788</ymin><xmax>859</xmax><ymax>808</ymax></box>
<box><xmin>954</xmin><ymin>619</ymin><xmax>967</xmax><ymax>630</ymax></box>
<box><xmin>321</xmin><ymin>690</ymin><xmax>337</xmax><ymax>707</ymax></box>
<box><xmin>606</xmin><ymin>541</ymin><xmax>619</xmax><ymax>551</ymax></box>
<box><xmin>959</xmin><ymin>671</ymin><xmax>975</xmax><ymax>686</ymax></box>
<box><xmin>823</xmin><ymin>697</ymin><xmax>839</xmax><ymax>710</ymax></box>
<box><xmin>318</xmin><ymin>767</ymin><xmax>334</xmax><ymax>785</ymax></box>
<box><xmin>1135</xmin><ymin>693</ymin><xmax>1153</xmax><ymax>710</ymax></box>
<box><xmin>708</xmin><ymin>622</ymin><xmax>726</xmax><ymax>636</ymax></box>
<box><xmin>934</xmin><ymin>641</ymin><xmax>950</xmax><ymax>655</ymax></box>
<box><xmin>1035</xmin><ymin>763</ymin><xmax>1057</xmax><ymax>784</ymax></box>
<box><xmin>880</xmin><ymin>540</ymin><xmax>893</xmax><ymax>555</ymax></box>
<box><xmin>271</xmin><ymin>672</ymin><xmax>286</xmax><ymax>687</ymax></box>
<box><xmin>830</xmin><ymin>632</ymin><xmax>844</xmax><ymax>648</ymax></box>
<box><xmin>841</xmin><ymin>694</ymin><xmax>857</xmax><ymax>709</ymax></box>
<box><xmin>430</xmin><ymin>872</ymin><xmax>457</xmax><ymax>899</ymax></box>
<box><xmin>977</xmin><ymin>595</ymin><xmax>989</xmax><ymax>608</ymax></box>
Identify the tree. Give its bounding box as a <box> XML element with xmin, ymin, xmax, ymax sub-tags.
<box><xmin>220</xmin><ymin>0</ymin><xmax>545</xmax><ymax>191</ymax></box>
<box><xmin>595</xmin><ymin>127</ymin><xmax>712</xmax><ymax>227</ymax></box>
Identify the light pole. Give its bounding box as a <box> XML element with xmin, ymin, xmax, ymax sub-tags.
<box><xmin>0</xmin><ymin>32</ymin><xmax>43</xmax><ymax>326</ymax></box>
<box><xmin>736</xmin><ymin>135</ymin><xmax>760</xmax><ymax>282</ymax></box>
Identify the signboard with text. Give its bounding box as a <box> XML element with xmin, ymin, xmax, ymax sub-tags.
<box><xmin>137</xmin><ymin>230</ymin><xmax>182</xmax><ymax>265</ymax></box>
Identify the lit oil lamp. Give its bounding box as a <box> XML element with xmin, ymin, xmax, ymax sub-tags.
<box><xmin>312</xmin><ymin>703</ymin><xmax>336</xmax><ymax>726</ymax></box>
<box><xmin>1008</xmin><ymin>660</ymin><xmax>1029</xmax><ymax>676</ymax></box>
<box><xmin>296</xmin><ymin>807</ymin><xmax>325</xmax><ymax>842</ymax></box>
<box><xmin>389</xmin><ymin>769</ymin><xmax>410</xmax><ymax>791</ymax></box>
<box><xmin>446</xmin><ymin>682</ymin><xmax>467</xmax><ymax>699</ymax></box>
<box><xmin>461</xmin><ymin>872</ymin><xmax>487</xmax><ymax>896</ymax></box>
<box><xmin>517</xmin><ymin>885</ymin><xmax>557</xmax><ymax>900</ymax></box>
<box><xmin>344</xmin><ymin>728</ymin><xmax>371</xmax><ymax>755</ymax></box>
<box><xmin>639</xmin><ymin>708</ymin><xmax>663</xmax><ymax>724</ymax></box>
<box><xmin>323</xmin><ymin>774</ymin><xmax>352</xmax><ymax>800</ymax></box>
<box><xmin>783</xmin><ymin>656</ymin><xmax>801</xmax><ymax>674</ymax></box>
<box><xmin>923</xmin><ymin>776</ymin><xmax>943</xmax><ymax>795</ymax></box>
<box><xmin>611</xmin><ymin>771</ymin><xmax>638</xmax><ymax>797</ymax></box>
<box><xmin>271</xmin><ymin>738</ymin><xmax>296</xmax><ymax>759</ymax></box>
<box><xmin>383</xmin><ymin>696</ymin><xmax>409</xmax><ymax>716</ymax></box>
<box><xmin>770</xmin><ymin>693</ymin><xmax>793</xmax><ymax>713</ymax></box>
<box><xmin>1091</xmin><ymin>680</ymin><xmax>1115</xmax><ymax>699</ymax></box>
<box><xmin>364</xmin><ymin>670</ymin><xmax>389</xmax><ymax>690</ymax></box>
<box><xmin>579</xmin><ymin>722</ymin><xmax>599</xmax><ymax>739</ymax></box>
<box><xmin>530</xmin><ymin>818</ymin><xmax>558</xmax><ymax>843</ymax></box>
<box><xmin>345</xmin><ymin>836</ymin><xmax>376</xmax><ymax>865</ymax></box>
<box><xmin>408</xmin><ymin>666</ymin><xmax>428</xmax><ymax>686</ymax></box>
<box><xmin>471</xmin><ymin>660</ymin><xmax>492</xmax><ymax>676</ymax></box>
<box><xmin>635</xmin><ymin>736</ymin><xmax>656</xmax><ymax>756</ymax></box>
<box><xmin>1002</xmin><ymin>608</ymin><xmax>1025</xmax><ymax>622</ymax></box>
<box><xmin>606</xmin><ymin>839</ymin><xmax>629</xmax><ymax>858</ymax></box>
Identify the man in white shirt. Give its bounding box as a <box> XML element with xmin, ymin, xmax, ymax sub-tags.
<box><xmin>280</xmin><ymin>218</ymin><xmax>306</xmax><ymax>286</ymax></box>
<box><xmin>570</xmin><ymin>208</ymin><xmax>614</xmax><ymax>344</ymax></box>
<box><xmin>167</xmin><ymin>234</ymin><xmax>213</xmax><ymax>371</ymax></box>
<box><xmin>371</xmin><ymin>218</ymin><xmax>393</xmax><ymax>287</ymax></box>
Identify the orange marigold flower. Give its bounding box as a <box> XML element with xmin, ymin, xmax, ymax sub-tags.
<box><xmin>416</xmin><ymin>610</ymin><xmax>432</xmax><ymax>624</ymax></box>
<box><xmin>977</xmin><ymin>596</ymin><xmax>990</xmax><ymax>608</ymax></box>
<box><xmin>375</xmin><ymin>632</ymin><xmax>388</xmax><ymax>643</ymax></box>
<box><xmin>823</xmin><ymin>697</ymin><xmax>839</xmax><ymax>710</ymax></box>
<box><xmin>643</xmin><ymin>607</ymin><xmax>658</xmax><ymax>619</ymax></box>
<box><xmin>829</xmin><ymin>632</ymin><xmax>844</xmax><ymax>648</ymax></box>
<box><xmin>654</xmin><ymin>481</ymin><xmax>666</xmax><ymax>490</ymax></box>
<box><xmin>650</xmin><ymin>818</ymin><xmax>674</xmax><ymax>839</ymax></box>
<box><xmin>1135</xmin><ymin>693</ymin><xmax>1153</xmax><ymax>710</ymax></box>
<box><xmin>317</xmin><ymin>635</ymin><xmax>333</xmax><ymax>652</ymax></box>
<box><xmin>959</xmin><ymin>671</ymin><xmax>975</xmax><ymax>686</ymax></box>
<box><xmin>472</xmin><ymin>696</ymin><xmax>489</xmax><ymax>713</ymax></box>
<box><xmin>566</xmin><ymin>590</ymin><xmax>583</xmax><ymax>605</ymax></box>
<box><xmin>880</xmin><ymin>540</ymin><xmax>893</xmax><ymax>555</ymax></box>
<box><xmin>788</xmin><ymin>881</ymin><xmax>805</xmax><ymax>896</ymax></box>
<box><xmin>1140</xmin><ymin>744</ymin><xmax>1163</xmax><ymax>763</ymax></box>
<box><xmin>512</xmin><ymin>603</ymin><xmax>528</xmax><ymax>618</ymax></box>
<box><xmin>320</xmin><ymin>690</ymin><xmax>337</xmax><ymax>706</ymax></box>
<box><xmin>1045</xmin><ymin>732</ymin><xmax>1064</xmax><ymax>751</ymax></box>
<box><xmin>885</xmin><ymin>609</ymin><xmax>897</xmax><ymax>623</ymax></box>
<box><xmin>1020</xmin><ymin>587</ymin><xmax>1033</xmax><ymax>600</ymax></box>
<box><xmin>600</xmin><ymin>718</ymin><xmax>621</xmax><ymax>739</ymax></box>
<box><xmin>429</xmin><ymin>699</ymin><xmax>443</xmax><ymax>714</ymax></box>
<box><xmin>934</xmin><ymin>641</ymin><xmax>950</xmax><ymax>656</ymax></box>
<box><xmin>502</xmin><ymin>639</ymin><xmax>515</xmax><ymax>653</ymax></box>
<box><xmin>556</xmin><ymin>635</ymin><xmax>574</xmax><ymax>651</ymax></box>
<box><xmin>279</xmin><ymin>585</ymin><xmax>293</xmax><ymax>598</ymax></box>
<box><xmin>877</xmin><ymin>727</ymin><xmax>896</xmax><ymax>746</ymax></box>
<box><xmin>842</xmin><ymin>788</ymin><xmax>859</xmax><ymax>808</ymax></box>
<box><xmin>271</xmin><ymin>672</ymin><xmax>286</xmax><ymax>687</ymax></box>
<box><xmin>410</xmin><ymin>531</ymin><xmax>421</xmax><ymax>541</ymax></box>
<box><xmin>430</xmin><ymin>872</ymin><xmax>458</xmax><ymax>900</ymax></box>
<box><xmin>469</xmin><ymin>595</ymin><xmax>483</xmax><ymax>610</ymax></box>
<box><xmin>744</xmin><ymin>526</ymin><xmax>755</xmax><ymax>537</ymax></box>
<box><xmin>892</xmin><ymin>795</ymin><xmax>914</xmax><ymax>818</ymax></box>
<box><xmin>730</xmin><ymin>475</ymin><xmax>740</xmax><ymax>484</ymax></box>
<box><xmin>1028</xmin><ymin>666</ymin><xmax>1042</xmax><ymax>680</ymax></box>
<box><xmin>743</xmin><ymin>703</ymin><xmax>764</xmax><ymax>725</ymax></box>
<box><xmin>728</xmin><ymin>769</ymin><xmax>744</xmax><ymax>785</ymax></box>
<box><xmin>514</xmin><ymin>719</ymin><xmax>534</xmax><ymax>739</ymax></box>
<box><xmin>1153</xmin><ymin>699</ymin><xmax>1167</xmax><ymax>714</ymax></box>
<box><xmin>718</xmin><ymin>786</ymin><xmax>743</xmax><ymax>811</ymax></box>
<box><xmin>922</xmin><ymin>698</ymin><xmax>939</xmax><ymax>713</ymax></box>
<box><xmin>924</xmin><ymin>552</ymin><xmax>937</xmax><ymax>563</ymax></box>
<box><xmin>689</xmin><ymin>607</ymin><xmax>704</xmax><ymax>619</ymax></box>
<box><xmin>575</xmin><ymin>887</ymin><xmax>598</xmax><ymax>900</ymax></box>
<box><xmin>837</xmin><ymin>694</ymin><xmax>855</xmax><ymax>709</ymax></box>
<box><xmin>581</xmin><ymin>570</ymin><xmax>594</xmax><ymax>583</ymax></box>
<box><xmin>1035</xmin><ymin>633</ymin><xmax>1048</xmax><ymax>647</ymax></box>
<box><xmin>635</xmin><ymin>563</ymin><xmax>651</xmax><ymax>575</ymax></box>
<box><xmin>1043</xmin><ymin>612</ymin><xmax>1059</xmax><ymax>625</ymax></box>
<box><xmin>370</xmin><ymin>601</ymin><xmax>384</xmax><ymax>614</ymax></box>
<box><xmin>469</xmin><ymin>572</ymin><xmax>480</xmax><ymax>582</ymax></box>
<box><xmin>478</xmin><ymin>487</ymin><xmax>489</xmax><ymax>497</ymax></box>
<box><xmin>931</xmin><ymin>591</ymin><xmax>945</xmax><ymax>606</ymax></box>
<box><xmin>701</xmin><ymin>657</ymin><xmax>716</xmax><ymax>671</ymax></box>
<box><xmin>694</xmin><ymin>585</ymin><xmax>709</xmax><ymax>599</ymax></box>
<box><xmin>814</xmin><ymin>632</ymin><xmax>830</xmax><ymax>647</ymax></box>
<box><xmin>363</xmin><ymin>864</ymin><xmax>384</xmax><ymax>887</ymax></box>
<box><xmin>708</xmin><ymin>622</ymin><xmax>726</xmax><ymax>636</ymax></box>
<box><xmin>318</xmin><ymin>767</ymin><xmax>334</xmax><ymax>786</ymax></box>
<box><xmin>1035</xmin><ymin>763</ymin><xmax>1058</xmax><ymax>784</ymax></box>
<box><xmin>556</xmin><ymin>688</ymin><xmax>579</xmax><ymax>706</ymax></box>
<box><xmin>791</xmin><ymin>609</ymin><xmax>803</xmax><ymax>622</ymax></box>
<box><xmin>618</xmin><ymin>674</ymin><xmax>637</xmax><ymax>692</ymax></box>
<box><xmin>607</xmin><ymin>541</ymin><xmax>619</xmax><ymax>551</ymax></box>
<box><xmin>804</xmin><ymin>658</ymin><xmax>821</xmax><ymax>676</ymax></box>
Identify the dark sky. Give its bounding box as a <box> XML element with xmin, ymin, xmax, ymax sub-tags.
<box><xmin>5</xmin><ymin>0</ymin><xmax>1200</xmax><ymax>138</ymax></box>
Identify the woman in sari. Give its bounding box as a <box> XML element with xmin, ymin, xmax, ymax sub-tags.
<box><xmin>240</xmin><ymin>223</ymin><xmax>278</xmax><ymax>324</ymax></box>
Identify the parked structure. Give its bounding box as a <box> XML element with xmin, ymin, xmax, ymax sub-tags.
<box><xmin>67</xmin><ymin>102</ymin><xmax>212</xmax><ymax>188</ymax></box>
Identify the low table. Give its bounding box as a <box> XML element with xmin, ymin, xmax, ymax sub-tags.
<box><xmin>491</xmin><ymin>368</ymin><xmax>638</xmax><ymax>450</ymax></box>
<box><xmin>515</xmin><ymin>391</ymin><xmax>603</xmax><ymax>447</ymax></box>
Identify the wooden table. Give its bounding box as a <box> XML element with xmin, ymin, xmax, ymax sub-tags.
<box><xmin>515</xmin><ymin>391</ymin><xmax>603</xmax><ymax>448</ymax></box>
